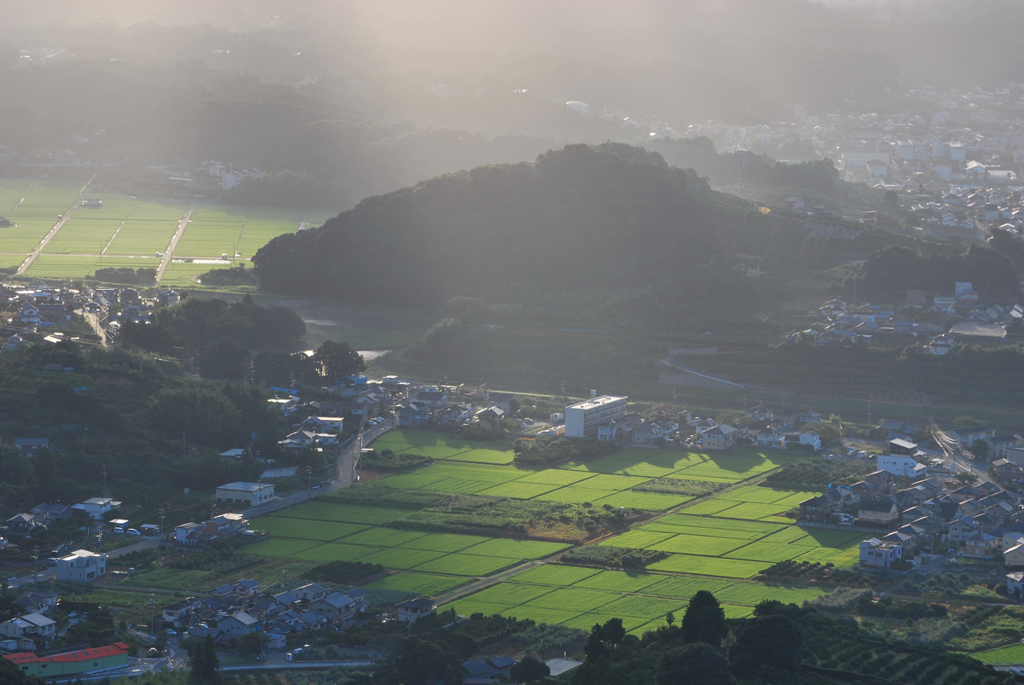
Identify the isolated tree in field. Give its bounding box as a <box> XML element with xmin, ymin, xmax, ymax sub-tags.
<box><xmin>666</xmin><ymin>611</ymin><xmax>675</xmax><ymax>627</ymax></box>
<box><xmin>681</xmin><ymin>590</ymin><xmax>728</xmax><ymax>646</ymax></box>
<box><xmin>510</xmin><ymin>655</ymin><xmax>550</xmax><ymax>683</ymax></box>
<box><xmin>311</xmin><ymin>341</ymin><xmax>365</xmax><ymax>385</ymax></box>
<box><xmin>657</xmin><ymin>642</ymin><xmax>735</xmax><ymax>685</ymax></box>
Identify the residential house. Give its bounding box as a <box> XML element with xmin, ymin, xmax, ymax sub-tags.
<box><xmin>799</xmin><ymin>432</ymin><xmax>822</xmax><ymax>451</ymax></box>
<box><xmin>279</xmin><ymin>430</ymin><xmax>316</xmax><ymax>449</ymax></box>
<box><xmin>74</xmin><ymin>497</ymin><xmax>120</xmax><ymax>520</ymax></box>
<box><xmin>14</xmin><ymin>592</ymin><xmax>58</xmax><ymax>617</ymax></box>
<box><xmin>631</xmin><ymin>422</ymin><xmax>663</xmax><ymax>447</ymax></box>
<box><xmin>857</xmin><ymin>498</ymin><xmax>899</xmax><ymax>525</ymax></box>
<box><xmin>397</xmin><ymin>597</ymin><xmax>435</xmax><ymax>624</ymax></box>
<box><xmin>161</xmin><ymin>598</ymin><xmax>202</xmax><ymax>629</ymax></box>
<box><xmin>988</xmin><ymin>435</ymin><xmax>1024</xmax><ymax>460</ymax></box>
<box><xmin>702</xmin><ymin>424</ymin><xmax>738</xmax><ymax>451</ymax></box>
<box><xmin>949</xmin><ymin>426</ymin><xmax>996</xmax><ymax>448</ymax></box>
<box><xmin>860</xmin><ymin>538</ymin><xmax>902</xmax><ymax>568</ymax></box>
<box><xmin>293</xmin><ymin>583</ymin><xmax>329</xmax><ymax>603</ymax></box>
<box><xmin>299</xmin><ymin>416</ymin><xmax>344</xmax><ymax>434</ymax></box>
<box><xmin>5</xmin><ymin>513</ymin><xmax>40</xmax><ymax>536</ymax></box>
<box><xmin>1007</xmin><ymin>572</ymin><xmax>1024</xmax><ymax>598</ymax></box>
<box><xmin>413</xmin><ymin>387</ymin><xmax>449</xmax><ymax>409</ymax></box>
<box><xmin>1005</xmin><ymin>543</ymin><xmax>1024</xmax><ymax>568</ymax></box>
<box><xmin>485</xmin><ymin>392</ymin><xmax>515</xmax><ymax>414</ymax></box>
<box><xmin>13</xmin><ymin>438</ymin><xmax>49</xmax><ymax>456</ymax></box>
<box><xmin>964</xmin><ymin>531</ymin><xmax>1000</xmax><ymax>559</ymax></box>
<box><xmin>755</xmin><ymin>429</ymin><xmax>786</xmax><ymax>449</ymax></box>
<box><xmin>474</xmin><ymin>407</ymin><xmax>505</xmax><ymax>432</ymax></box>
<box><xmin>799</xmin><ymin>495</ymin><xmax>835</xmax><ymax>523</ymax></box>
<box><xmin>877</xmin><ymin>454</ymin><xmax>927</xmax><ymax>479</ymax></box>
<box><xmin>0</xmin><ymin>613</ymin><xmax>57</xmax><ymax>647</ymax></box>
<box><xmin>218</xmin><ymin>612</ymin><xmax>259</xmax><ymax>637</ymax></box>
<box><xmin>175</xmin><ymin>513</ymin><xmax>248</xmax><ymax>547</ymax></box>
<box><xmin>56</xmin><ymin>550</ymin><xmax>106</xmax><ymax>582</ymax></box>
<box><xmin>308</xmin><ymin>592</ymin><xmax>358</xmax><ymax>624</ymax></box>
<box><xmin>29</xmin><ymin>503</ymin><xmax>72</xmax><ymax>524</ymax></box>
<box><xmin>397</xmin><ymin>402</ymin><xmax>432</xmax><ymax>427</ymax></box>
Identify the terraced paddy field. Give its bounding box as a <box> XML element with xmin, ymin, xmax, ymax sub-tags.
<box><xmin>235</xmin><ymin>429</ymin><xmax>859</xmax><ymax>635</ymax></box>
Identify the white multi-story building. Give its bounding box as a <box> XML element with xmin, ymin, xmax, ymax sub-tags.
<box><xmin>565</xmin><ymin>395</ymin><xmax>628</xmax><ymax>439</ymax></box>
<box><xmin>56</xmin><ymin>550</ymin><xmax>107</xmax><ymax>582</ymax></box>
<box><xmin>877</xmin><ymin>454</ymin><xmax>927</xmax><ymax>479</ymax></box>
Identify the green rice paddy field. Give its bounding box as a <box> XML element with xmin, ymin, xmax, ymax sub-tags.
<box><xmin>236</xmin><ymin>429</ymin><xmax>861</xmax><ymax>633</ymax></box>
<box><xmin>0</xmin><ymin>179</ymin><xmax>328</xmax><ymax>284</ymax></box>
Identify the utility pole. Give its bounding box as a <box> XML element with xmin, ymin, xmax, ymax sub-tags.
<box><xmin>150</xmin><ymin>594</ymin><xmax>155</xmax><ymax>635</ymax></box>
<box><xmin>32</xmin><ymin>547</ymin><xmax>38</xmax><ymax>588</ymax></box>
<box><xmin>159</xmin><ymin>508</ymin><xmax>165</xmax><ymax>539</ymax></box>
<box><xmin>102</xmin><ymin>466</ymin><xmax>107</xmax><ymax>495</ymax></box>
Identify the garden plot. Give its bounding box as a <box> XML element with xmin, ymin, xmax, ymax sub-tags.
<box><xmin>593</xmin><ymin>491</ymin><xmax>690</xmax><ymax>511</ymax></box>
<box><xmin>646</xmin><ymin>554</ymin><xmax>767</xmax><ymax>579</ymax></box>
<box><xmin>646</xmin><ymin>533</ymin><xmax>752</xmax><ymax>558</ymax></box>
<box><xmin>274</xmin><ymin>501</ymin><xmax>413</xmax><ymax>525</ymax></box>
<box><xmin>461</xmin><ymin>538</ymin><xmax>570</xmax><ymax>560</ymax></box>
<box><xmin>508</xmin><ymin>564</ymin><xmax>601</xmax><ymax>586</ymax></box>
<box><xmin>572</xmin><ymin>571</ymin><xmax>666</xmax><ymax>593</ymax></box>
<box><xmin>358</xmin><ymin>548</ymin><xmax>448</xmax><ymax>570</ymax></box>
<box><xmin>412</xmin><ymin>553</ymin><xmax>519</xmax><ymax>576</ymax></box>
<box><xmin>366</xmin><ymin>573</ymin><xmax>468</xmax><ymax>596</ymax></box>
<box><xmin>248</xmin><ymin>517</ymin><xmax>368</xmax><ymax>541</ymax></box>
<box><xmin>291</xmin><ymin>543</ymin><xmax>384</xmax><ymax>563</ymax></box>
<box><xmin>242</xmin><ymin>538</ymin><xmax>320</xmax><ymax>558</ymax></box>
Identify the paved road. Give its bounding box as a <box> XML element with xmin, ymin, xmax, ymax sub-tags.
<box><xmin>155</xmin><ymin>205</ymin><xmax>196</xmax><ymax>284</ymax></box>
<box><xmin>932</xmin><ymin>430</ymin><xmax>990</xmax><ymax>483</ymax></box>
<box><xmin>16</xmin><ymin>175</ymin><xmax>95</xmax><ymax>275</ymax></box>
<box><xmin>7</xmin><ymin>536</ymin><xmax>161</xmax><ymax>590</ymax></box>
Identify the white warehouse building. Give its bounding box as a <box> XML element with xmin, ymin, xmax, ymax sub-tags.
<box><xmin>215</xmin><ymin>482</ymin><xmax>275</xmax><ymax>507</ymax></box>
<box><xmin>565</xmin><ymin>395</ymin><xmax>628</xmax><ymax>439</ymax></box>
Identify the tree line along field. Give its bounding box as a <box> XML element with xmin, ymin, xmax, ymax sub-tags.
<box><xmin>231</xmin><ymin>429</ymin><xmax>862</xmax><ymax>632</ymax></box>
<box><xmin>0</xmin><ymin>178</ymin><xmax>329</xmax><ymax>284</ymax></box>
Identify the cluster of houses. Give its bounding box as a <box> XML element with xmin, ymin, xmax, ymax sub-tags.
<box><xmin>692</xmin><ymin>403</ymin><xmax>825</xmax><ymax>453</ymax></box>
<box><xmin>0</xmin><ymin>592</ymin><xmax>59</xmax><ymax>651</ymax></box>
<box><xmin>791</xmin><ymin>293</ymin><xmax>1021</xmax><ymax>352</ymax></box>
<box><xmin>4</xmin><ymin>497</ymin><xmax>123</xmax><ymax>540</ymax></box>
<box><xmin>797</xmin><ymin>439</ymin><xmax>1024</xmax><ymax>571</ymax></box>
<box><xmin>163</xmin><ymin>579</ymin><xmax>431</xmax><ymax>647</ymax></box>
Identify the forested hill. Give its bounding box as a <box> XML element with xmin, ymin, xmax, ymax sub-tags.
<box><xmin>253</xmin><ymin>143</ymin><xmax>763</xmax><ymax>306</ymax></box>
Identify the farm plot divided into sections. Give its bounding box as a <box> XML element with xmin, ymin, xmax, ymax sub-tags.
<box><xmin>241</xmin><ymin>429</ymin><xmax>855</xmax><ymax>635</ymax></box>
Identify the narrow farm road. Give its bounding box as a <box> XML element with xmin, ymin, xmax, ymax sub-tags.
<box><xmin>155</xmin><ymin>205</ymin><xmax>196</xmax><ymax>284</ymax></box>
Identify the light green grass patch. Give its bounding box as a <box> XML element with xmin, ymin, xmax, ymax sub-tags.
<box><xmin>464</xmin><ymin>583</ymin><xmax>555</xmax><ymax>606</ymax></box>
<box><xmin>600</xmin><ymin>530</ymin><xmax>676</xmax><ymax>549</ymax></box>
<box><xmin>290</xmin><ymin>543</ymin><xmax>382</xmax><ymax>563</ymax></box>
<box><xmin>722</xmin><ymin>604</ymin><xmax>756</xmax><ymax>619</ymax></box>
<box><xmin>242</xmin><ymin>538</ymin><xmax>320</xmax><ymax>558</ymax></box>
<box><xmin>366</xmin><ymin>573</ymin><xmax>468</xmax><ymax>597</ymax></box>
<box><xmin>794</xmin><ymin>545</ymin><xmax>861</xmax><ymax>567</ymax></box>
<box><xmin>501</xmin><ymin>605</ymin><xmax>584</xmax><ymax>625</ymax></box>
<box><xmin>358</xmin><ymin>548</ymin><xmax>448</xmax><ymax>570</ymax></box>
<box><xmin>643</xmin><ymin>576</ymin><xmax>733</xmax><ymax>599</ymax></box>
<box><xmin>249</xmin><ymin>517</ymin><xmax>368</xmax><ymax>541</ymax></box>
<box><xmin>594</xmin><ymin>491</ymin><xmax>691</xmax><ymax>511</ymax></box>
<box><xmin>648</xmin><ymin>534</ymin><xmax>751</xmax><ymax>557</ymax></box>
<box><xmin>724</xmin><ymin>541</ymin><xmax>806</xmax><ymax>563</ymax></box>
<box><xmin>443</xmin><ymin>599</ymin><xmax>515</xmax><ymax>617</ymax></box>
<box><xmin>523</xmin><ymin>588</ymin><xmax>618</xmax><ymax>613</ymax></box>
<box><xmin>578</xmin><ymin>474</ymin><xmax>652</xmax><ymax>491</ymax></box>
<box><xmin>509</xmin><ymin>564</ymin><xmax>601</xmax><ymax>586</ymax></box>
<box><xmin>710</xmin><ymin>501</ymin><xmax>793</xmax><ymax>520</ymax></box>
<box><xmin>413</xmin><ymin>553</ymin><xmax>518</xmax><ymax>576</ymax></box>
<box><xmin>445</xmin><ymin>449</ymin><xmax>516</xmax><ymax>465</ymax></box>
<box><xmin>599</xmin><ymin>595</ymin><xmax>686</xmax><ymax>620</ymax></box>
<box><xmin>572</xmin><ymin>571</ymin><xmax>665</xmax><ymax>593</ymax></box>
<box><xmin>338</xmin><ymin>528</ymin><xmax>426</xmax><ymax>547</ymax></box>
<box><xmin>476</xmin><ymin>481</ymin><xmax>561</xmax><ymax>499</ymax></box>
<box><xmin>646</xmin><ymin>555</ymin><xmax>767</xmax><ymax>579</ymax></box>
<box><xmin>399</xmin><ymin>533</ymin><xmax>491</xmax><ymax>553</ymax></box>
<box><xmin>275</xmin><ymin>501</ymin><xmax>411</xmax><ymax>525</ymax></box>
<box><xmin>677</xmin><ymin>499</ymin><xmax>741</xmax><ymax>516</ymax></box>
<box><xmin>638</xmin><ymin>522</ymin><xmax>767</xmax><ymax>541</ymax></box>
<box><xmin>512</xmin><ymin>470</ymin><xmax>598</xmax><ymax>487</ymax></box>
<box><xmin>461</xmin><ymin>538</ymin><xmax>570</xmax><ymax>560</ymax></box>
<box><xmin>715</xmin><ymin>583</ymin><xmax>823</xmax><ymax>606</ymax></box>
<box><xmin>534</xmin><ymin>487</ymin><xmax>617</xmax><ymax>505</ymax></box>
<box><xmin>717</xmin><ymin>485</ymin><xmax>795</xmax><ymax>504</ymax></box>
<box><xmin>658</xmin><ymin>515</ymin><xmax>785</xmax><ymax>537</ymax></box>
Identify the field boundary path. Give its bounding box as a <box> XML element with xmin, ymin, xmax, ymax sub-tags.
<box><xmin>16</xmin><ymin>174</ymin><xmax>95</xmax><ymax>275</ymax></box>
<box><xmin>433</xmin><ymin>560</ymin><xmax>541</xmax><ymax>605</ymax></box>
<box><xmin>155</xmin><ymin>204</ymin><xmax>196</xmax><ymax>284</ymax></box>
